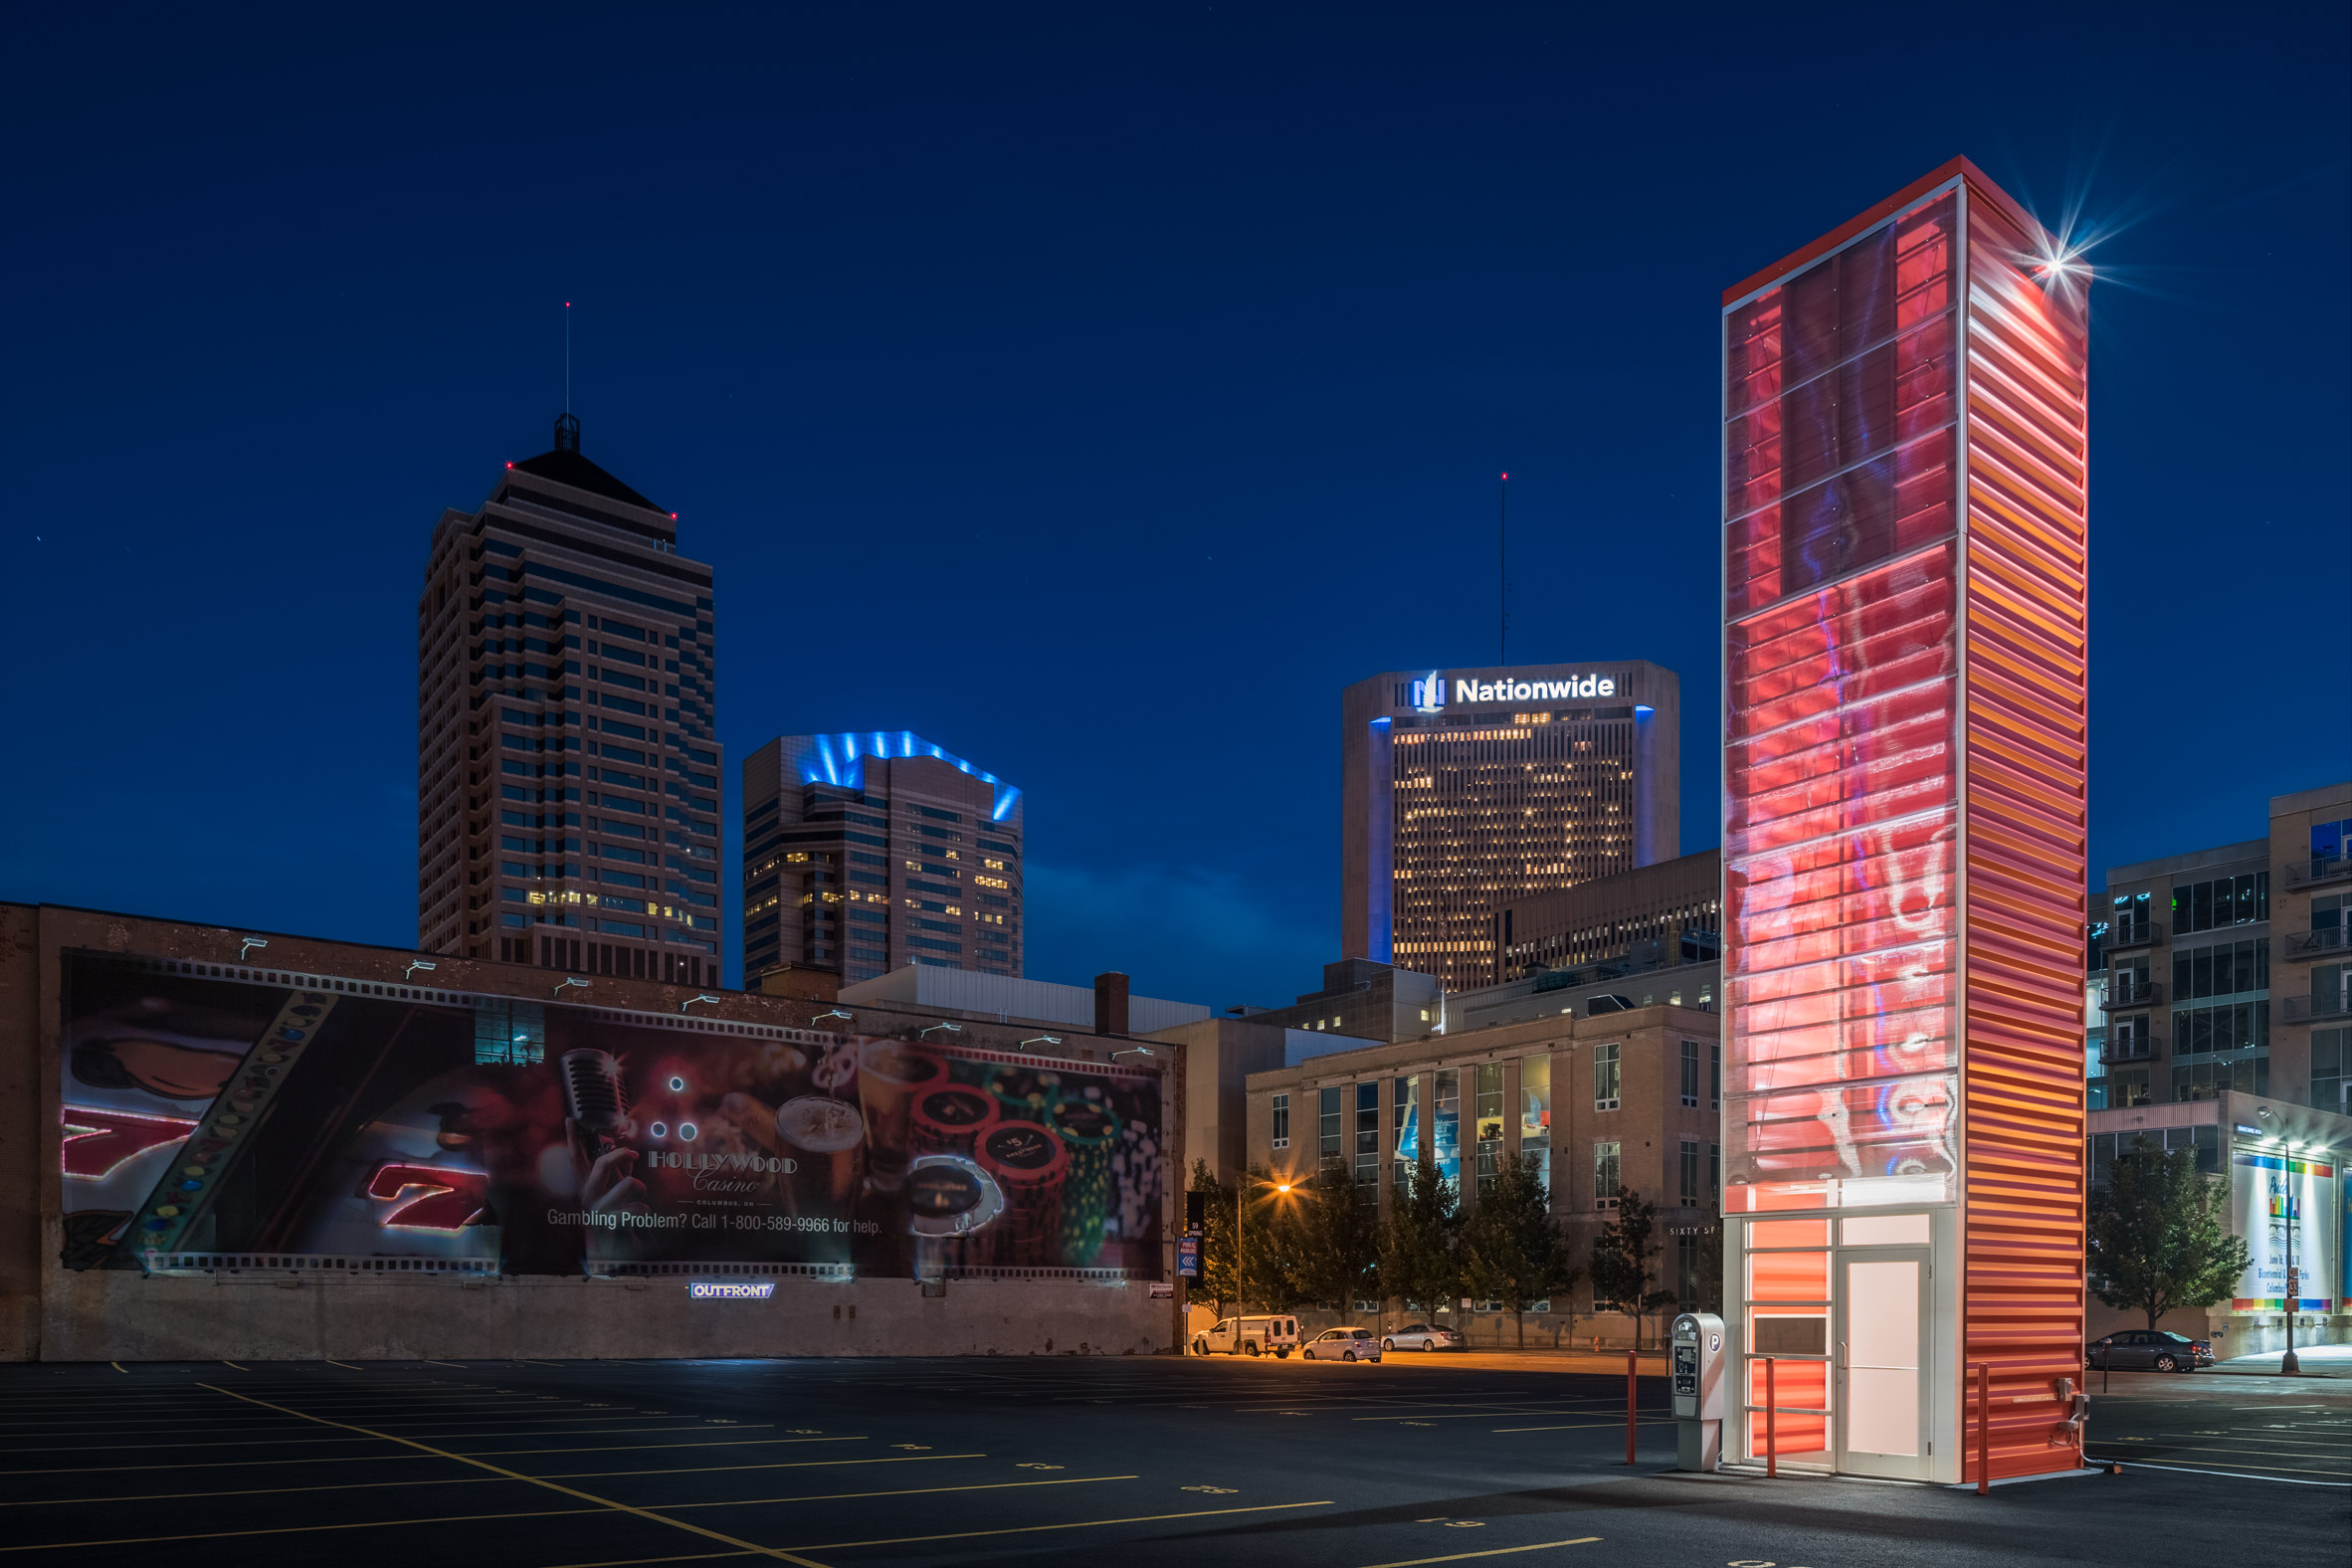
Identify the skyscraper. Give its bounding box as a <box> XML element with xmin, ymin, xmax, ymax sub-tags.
<box><xmin>1718</xmin><ymin>158</ymin><xmax>2088</xmax><ymax>1483</ymax></box>
<box><xmin>1341</xmin><ymin>661</ymin><xmax>1680</xmax><ymax>990</ymax></box>
<box><xmin>417</xmin><ymin>415</ymin><xmax>725</xmax><ymax>986</ymax></box>
<box><xmin>742</xmin><ymin>732</ymin><xmax>1024</xmax><ymax>987</ymax></box>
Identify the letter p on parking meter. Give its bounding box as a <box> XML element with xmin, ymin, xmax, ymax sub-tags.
<box><xmin>1671</xmin><ymin>1311</ymin><xmax>1725</xmax><ymax>1471</ymax></box>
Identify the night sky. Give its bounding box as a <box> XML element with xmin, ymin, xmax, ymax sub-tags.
<box><xmin>6</xmin><ymin>5</ymin><xmax>2346</xmax><ymax>1007</ymax></box>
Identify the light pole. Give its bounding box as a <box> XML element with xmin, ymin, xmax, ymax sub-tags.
<box><xmin>1235</xmin><ymin>1175</ymin><xmax>1292</xmax><ymax>1322</ymax></box>
<box><xmin>2282</xmin><ymin>1144</ymin><xmax>2303</xmax><ymax>1376</ymax></box>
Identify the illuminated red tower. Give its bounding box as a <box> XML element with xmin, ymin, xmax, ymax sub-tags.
<box><xmin>1719</xmin><ymin>158</ymin><xmax>2089</xmax><ymax>1483</ymax></box>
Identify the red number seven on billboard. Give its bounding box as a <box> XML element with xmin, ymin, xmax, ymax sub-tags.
<box><xmin>366</xmin><ymin>1163</ymin><xmax>491</xmax><ymax>1231</ymax></box>
<box><xmin>60</xmin><ymin>1107</ymin><xmax>199</xmax><ymax>1180</ymax></box>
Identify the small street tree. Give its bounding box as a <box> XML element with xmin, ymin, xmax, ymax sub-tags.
<box><xmin>2088</xmin><ymin>1137</ymin><xmax>2251</xmax><ymax>1330</ymax></box>
<box><xmin>1380</xmin><ymin>1153</ymin><xmax>1464</xmax><ymax>1321</ymax></box>
<box><xmin>1297</xmin><ymin>1156</ymin><xmax>1382</xmax><ymax>1318</ymax></box>
<box><xmin>1461</xmin><ymin>1153</ymin><xmax>1580</xmax><ymax>1346</ymax></box>
<box><xmin>1589</xmin><ymin>1184</ymin><xmax>1676</xmax><ymax>1348</ymax></box>
<box><xmin>1239</xmin><ymin>1162</ymin><xmax>1308</xmax><ymax>1314</ymax></box>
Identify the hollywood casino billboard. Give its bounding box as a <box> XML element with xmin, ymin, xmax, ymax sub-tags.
<box><xmin>58</xmin><ymin>953</ymin><xmax>1165</xmax><ymax>1280</ymax></box>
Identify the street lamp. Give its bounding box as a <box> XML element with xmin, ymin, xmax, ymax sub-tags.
<box><xmin>1235</xmin><ymin>1175</ymin><xmax>1293</xmax><ymax>1321</ymax></box>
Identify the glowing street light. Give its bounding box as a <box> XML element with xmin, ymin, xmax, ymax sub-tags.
<box><xmin>1235</xmin><ymin>1175</ymin><xmax>1296</xmax><ymax>1323</ymax></box>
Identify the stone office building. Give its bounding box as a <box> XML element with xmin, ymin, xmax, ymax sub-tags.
<box><xmin>1243</xmin><ymin>989</ymin><xmax>1723</xmax><ymax>1316</ymax></box>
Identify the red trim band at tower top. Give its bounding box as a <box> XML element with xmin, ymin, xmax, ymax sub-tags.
<box><xmin>1720</xmin><ymin>157</ymin><xmax>2088</xmax><ymax>1483</ymax></box>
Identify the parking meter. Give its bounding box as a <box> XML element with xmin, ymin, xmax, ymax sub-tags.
<box><xmin>1671</xmin><ymin>1311</ymin><xmax>1725</xmax><ymax>1471</ymax></box>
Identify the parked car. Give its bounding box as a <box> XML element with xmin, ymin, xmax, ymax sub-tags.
<box><xmin>1383</xmin><ymin>1322</ymin><xmax>1467</xmax><ymax>1352</ymax></box>
<box><xmin>2085</xmin><ymin>1329</ymin><xmax>2214</xmax><ymax>1372</ymax></box>
<box><xmin>1194</xmin><ymin>1315</ymin><xmax>1300</xmax><ymax>1358</ymax></box>
<box><xmin>1302</xmin><ymin>1327</ymin><xmax>1383</xmax><ymax>1362</ymax></box>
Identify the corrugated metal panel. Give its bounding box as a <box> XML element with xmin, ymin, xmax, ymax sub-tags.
<box><xmin>838</xmin><ymin>965</ymin><xmax>1211</xmax><ymax>1033</ymax></box>
<box><xmin>1960</xmin><ymin>177</ymin><xmax>2091</xmax><ymax>1484</ymax></box>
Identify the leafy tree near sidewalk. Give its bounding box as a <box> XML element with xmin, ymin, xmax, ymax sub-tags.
<box><xmin>1379</xmin><ymin>1152</ymin><xmax>1464</xmax><ymax>1321</ymax></box>
<box><xmin>1462</xmin><ymin>1153</ymin><xmax>1580</xmax><ymax>1346</ymax></box>
<box><xmin>1589</xmin><ymin>1184</ymin><xmax>1677</xmax><ymax>1348</ymax></box>
<box><xmin>1296</xmin><ymin>1156</ymin><xmax>1382</xmax><ymax>1317</ymax></box>
<box><xmin>1186</xmin><ymin>1159</ymin><xmax>1238</xmax><ymax>1320</ymax></box>
<box><xmin>2088</xmin><ymin>1137</ymin><xmax>2251</xmax><ymax>1331</ymax></box>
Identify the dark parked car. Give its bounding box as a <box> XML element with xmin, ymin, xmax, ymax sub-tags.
<box><xmin>2086</xmin><ymin>1329</ymin><xmax>2214</xmax><ymax>1372</ymax></box>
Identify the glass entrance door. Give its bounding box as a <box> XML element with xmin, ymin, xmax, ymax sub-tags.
<box><xmin>1835</xmin><ymin>1250</ymin><xmax>1930</xmax><ymax>1478</ymax></box>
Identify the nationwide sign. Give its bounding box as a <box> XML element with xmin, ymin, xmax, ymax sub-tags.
<box><xmin>1410</xmin><ymin>673</ymin><xmax>1619</xmax><ymax>711</ymax></box>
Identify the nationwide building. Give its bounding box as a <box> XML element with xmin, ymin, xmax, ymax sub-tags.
<box><xmin>1719</xmin><ymin>158</ymin><xmax>2089</xmax><ymax>1483</ymax></box>
<box><xmin>742</xmin><ymin>732</ymin><xmax>1023</xmax><ymax>988</ymax></box>
<box><xmin>1341</xmin><ymin>662</ymin><xmax>1680</xmax><ymax>992</ymax></box>
<box><xmin>416</xmin><ymin>416</ymin><xmax>724</xmax><ymax>987</ymax></box>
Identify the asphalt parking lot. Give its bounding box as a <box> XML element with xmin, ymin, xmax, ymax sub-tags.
<box><xmin>0</xmin><ymin>1356</ymin><xmax>2342</xmax><ymax>1568</ymax></box>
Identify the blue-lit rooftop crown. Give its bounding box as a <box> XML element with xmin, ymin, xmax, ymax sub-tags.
<box><xmin>800</xmin><ymin>730</ymin><xmax>1022</xmax><ymax>823</ymax></box>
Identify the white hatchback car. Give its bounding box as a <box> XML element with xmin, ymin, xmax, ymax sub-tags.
<box><xmin>1302</xmin><ymin>1327</ymin><xmax>1383</xmax><ymax>1362</ymax></box>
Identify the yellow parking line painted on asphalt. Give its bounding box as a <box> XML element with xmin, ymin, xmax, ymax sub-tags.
<box><xmin>537</xmin><ymin>1454</ymin><xmax>980</xmax><ymax>1482</ymax></box>
<box><xmin>194</xmin><ymin>1384</ymin><xmax>834</xmax><ymax>1568</ymax></box>
<box><xmin>659</xmin><ymin>1473</ymin><xmax>1135</xmax><ymax>1511</ymax></box>
<box><xmin>0</xmin><ymin>1505</ymin><xmax>603</xmax><ymax>1554</ymax></box>
<box><xmin>782</xmin><ymin>1498</ymin><xmax>1334</xmax><ymax>1554</ymax></box>
<box><xmin>465</xmin><ymin>1436</ymin><xmax>854</xmax><ymax>1460</ymax></box>
<box><xmin>324</xmin><ymin>1361</ymin><xmax>363</xmax><ymax>1371</ymax></box>
<box><xmin>2</xmin><ymin>1452</ymin><xmax>446</xmax><ymax>1477</ymax></box>
<box><xmin>218</xmin><ymin>1362</ymin><xmax>249</xmax><ymax>1372</ymax></box>
<box><xmin>2100</xmin><ymin>1460</ymin><xmax>2350</xmax><ymax>1487</ymax></box>
<box><xmin>1491</xmin><ymin>1421</ymin><xmax>1678</xmax><ymax>1434</ymax></box>
<box><xmin>1357</xmin><ymin>1537</ymin><xmax>1603</xmax><ymax>1568</ymax></box>
<box><xmin>107</xmin><ymin>1364</ymin><xmax>125</xmax><ymax>1375</ymax></box>
<box><xmin>0</xmin><ymin>1474</ymin><xmax>508</xmax><ymax>1508</ymax></box>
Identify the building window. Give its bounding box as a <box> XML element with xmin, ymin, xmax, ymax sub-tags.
<box><xmin>1473</xmin><ymin>1063</ymin><xmax>1503</xmax><ymax>1191</ymax></box>
<box><xmin>2172</xmin><ymin>1056</ymin><xmax>2268</xmax><ymax>1101</ymax></box>
<box><xmin>1271</xmin><ymin>1092</ymin><xmax>1289</xmax><ymax>1150</ymax></box>
<box><xmin>1676</xmin><ymin>1232</ymin><xmax>1700</xmax><ymax>1305</ymax></box>
<box><xmin>1355</xmin><ymin>1082</ymin><xmax>1380</xmax><ymax>1196</ymax></box>
<box><xmin>1520</xmin><ymin>1054</ymin><xmax>1552</xmax><ymax>1196</ymax></box>
<box><xmin>2105</xmin><ymin>1069</ymin><xmax>2152</xmax><ymax>1107</ymax></box>
<box><xmin>1594</xmin><ymin>1141</ymin><xmax>1621</xmax><ymax>1209</ymax></box>
<box><xmin>2170</xmin><ymin>1000</ymin><xmax>2269</xmax><ymax>1055</ymax></box>
<box><xmin>2313</xmin><ymin>1028</ymin><xmax>2348</xmax><ymax>1113</ymax></box>
<box><xmin>2109</xmin><ymin>1013</ymin><xmax>2155</xmax><ymax>1060</ymax></box>
<box><xmin>1319</xmin><ymin>1085</ymin><xmax>1341</xmax><ymax>1161</ymax></box>
<box><xmin>1593</xmin><ymin>1042</ymin><xmax>1621</xmax><ymax>1111</ymax></box>
<box><xmin>1680</xmin><ymin>1040</ymin><xmax>1700</xmax><ymax>1106</ymax></box>
<box><xmin>2171</xmin><ymin>873</ymin><xmax>2268</xmax><ymax>934</ymax></box>
<box><xmin>2112</xmin><ymin>889</ymin><xmax>2152</xmax><ymax>944</ymax></box>
<box><xmin>1710</xmin><ymin>1042</ymin><xmax>1721</xmax><ymax>1110</ymax></box>
<box><xmin>2172</xmin><ymin>938</ymin><xmax>2269</xmax><ymax>1000</ymax></box>
<box><xmin>1679</xmin><ymin>1138</ymin><xmax>1699</xmax><ymax>1206</ymax></box>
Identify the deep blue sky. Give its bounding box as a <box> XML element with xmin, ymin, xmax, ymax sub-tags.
<box><xmin>5</xmin><ymin>5</ymin><xmax>2346</xmax><ymax>1007</ymax></box>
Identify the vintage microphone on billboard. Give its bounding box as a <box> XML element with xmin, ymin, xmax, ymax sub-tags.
<box><xmin>561</xmin><ymin>1049</ymin><xmax>629</xmax><ymax>1163</ymax></box>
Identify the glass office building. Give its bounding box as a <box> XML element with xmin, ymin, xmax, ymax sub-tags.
<box><xmin>1720</xmin><ymin>159</ymin><xmax>2089</xmax><ymax>1483</ymax></box>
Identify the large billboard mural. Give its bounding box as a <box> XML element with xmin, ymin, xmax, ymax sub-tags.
<box><xmin>59</xmin><ymin>953</ymin><xmax>1165</xmax><ymax>1279</ymax></box>
<box><xmin>2232</xmin><ymin>1150</ymin><xmax>2338</xmax><ymax>1312</ymax></box>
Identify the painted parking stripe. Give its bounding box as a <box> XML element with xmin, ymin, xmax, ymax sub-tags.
<box><xmin>1357</xmin><ymin>1537</ymin><xmax>1602</xmax><ymax>1568</ymax></box>
<box><xmin>2099</xmin><ymin>1460</ymin><xmax>2350</xmax><ymax>1487</ymax></box>
<box><xmin>781</xmin><ymin>1497</ymin><xmax>1334</xmax><ymax>1554</ymax></box>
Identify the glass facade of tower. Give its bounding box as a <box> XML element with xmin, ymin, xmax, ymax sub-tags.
<box><xmin>1720</xmin><ymin>159</ymin><xmax>2088</xmax><ymax>1485</ymax></box>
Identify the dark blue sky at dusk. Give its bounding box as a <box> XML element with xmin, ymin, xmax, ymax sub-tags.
<box><xmin>5</xmin><ymin>5</ymin><xmax>2346</xmax><ymax>1007</ymax></box>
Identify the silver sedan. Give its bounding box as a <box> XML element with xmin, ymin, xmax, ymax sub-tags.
<box><xmin>1382</xmin><ymin>1322</ymin><xmax>1467</xmax><ymax>1352</ymax></box>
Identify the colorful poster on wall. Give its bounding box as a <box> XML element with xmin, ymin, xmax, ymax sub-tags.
<box><xmin>58</xmin><ymin>952</ymin><xmax>1164</xmax><ymax>1279</ymax></box>
<box><xmin>2231</xmin><ymin>1149</ymin><xmax>2337</xmax><ymax>1311</ymax></box>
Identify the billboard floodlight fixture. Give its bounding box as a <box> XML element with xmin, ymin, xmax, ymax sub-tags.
<box><xmin>553</xmin><ymin>977</ymin><xmax>590</xmax><ymax>997</ymax></box>
<box><xmin>1020</xmin><ymin>1034</ymin><xmax>1063</xmax><ymax>1049</ymax></box>
<box><xmin>814</xmin><ymin>1008</ymin><xmax>855</xmax><ymax>1024</ymax></box>
<box><xmin>682</xmin><ymin>994</ymin><xmax>721</xmax><ymax>1014</ymax></box>
<box><xmin>920</xmin><ymin>1022</ymin><xmax>964</xmax><ymax>1039</ymax></box>
<box><xmin>405</xmin><ymin>959</ymin><xmax>438</xmax><ymax>979</ymax></box>
<box><xmin>238</xmin><ymin>937</ymin><xmax>269</xmax><ymax>961</ymax></box>
<box><xmin>1112</xmin><ymin>1045</ymin><xmax>1156</xmax><ymax>1060</ymax></box>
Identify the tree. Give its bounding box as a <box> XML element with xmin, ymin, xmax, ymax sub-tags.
<box><xmin>1295</xmin><ymin>1156</ymin><xmax>1382</xmax><ymax>1316</ymax></box>
<box><xmin>1461</xmin><ymin>1153</ymin><xmax>1580</xmax><ymax>1345</ymax></box>
<box><xmin>1380</xmin><ymin>1153</ymin><xmax>1464</xmax><ymax>1320</ymax></box>
<box><xmin>1589</xmin><ymin>1185</ymin><xmax>1676</xmax><ymax>1348</ymax></box>
<box><xmin>2089</xmin><ymin>1137</ymin><xmax>2251</xmax><ymax>1330</ymax></box>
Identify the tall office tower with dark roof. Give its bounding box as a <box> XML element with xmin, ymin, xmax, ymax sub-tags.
<box><xmin>741</xmin><ymin>732</ymin><xmax>1024</xmax><ymax>987</ymax></box>
<box><xmin>417</xmin><ymin>414</ymin><xmax>725</xmax><ymax>987</ymax></box>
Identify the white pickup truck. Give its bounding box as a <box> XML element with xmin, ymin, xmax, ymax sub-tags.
<box><xmin>1194</xmin><ymin>1314</ymin><xmax>1300</xmax><ymax>1358</ymax></box>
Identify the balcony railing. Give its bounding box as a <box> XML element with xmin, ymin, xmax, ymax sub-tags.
<box><xmin>2104</xmin><ymin>922</ymin><xmax>2163</xmax><ymax>951</ymax></box>
<box><xmin>2283</xmin><ymin>926</ymin><xmax>2348</xmax><ymax>961</ymax></box>
<box><xmin>2103</xmin><ymin>977</ymin><xmax>2163</xmax><ymax>1011</ymax></box>
<box><xmin>2282</xmin><ymin>856</ymin><xmax>2352</xmax><ymax>891</ymax></box>
<box><xmin>2281</xmin><ymin>993</ymin><xmax>2352</xmax><ymax>1025</ymax></box>
<box><xmin>2101</xmin><ymin>1030</ymin><xmax>2163</xmax><ymax>1063</ymax></box>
